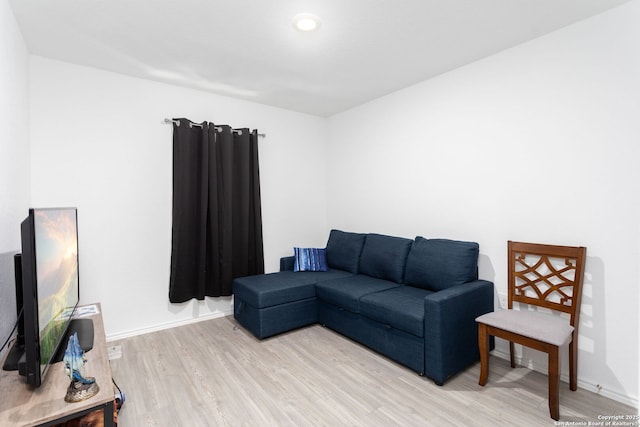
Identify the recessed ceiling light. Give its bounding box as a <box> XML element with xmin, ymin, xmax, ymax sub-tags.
<box><xmin>293</xmin><ymin>13</ymin><xmax>321</xmax><ymax>32</ymax></box>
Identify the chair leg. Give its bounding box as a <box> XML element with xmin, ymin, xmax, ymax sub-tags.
<box><xmin>569</xmin><ymin>336</ymin><xmax>578</xmax><ymax>391</ymax></box>
<box><xmin>548</xmin><ymin>347</ymin><xmax>560</xmax><ymax>421</ymax></box>
<box><xmin>509</xmin><ymin>341</ymin><xmax>515</xmax><ymax>368</ymax></box>
<box><xmin>478</xmin><ymin>324</ymin><xmax>489</xmax><ymax>386</ymax></box>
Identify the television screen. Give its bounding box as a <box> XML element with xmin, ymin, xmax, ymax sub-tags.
<box><xmin>33</xmin><ymin>208</ymin><xmax>79</xmax><ymax>373</ymax></box>
<box><xmin>16</xmin><ymin>207</ymin><xmax>81</xmax><ymax>386</ymax></box>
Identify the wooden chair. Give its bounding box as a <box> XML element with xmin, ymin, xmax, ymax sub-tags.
<box><xmin>476</xmin><ymin>241</ymin><xmax>587</xmax><ymax>420</ymax></box>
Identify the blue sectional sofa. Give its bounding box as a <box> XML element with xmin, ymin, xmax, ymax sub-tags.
<box><xmin>233</xmin><ymin>230</ymin><xmax>494</xmax><ymax>385</ymax></box>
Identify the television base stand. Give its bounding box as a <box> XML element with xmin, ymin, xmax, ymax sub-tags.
<box><xmin>1</xmin><ymin>342</ymin><xmax>25</xmax><ymax>371</ymax></box>
<box><xmin>52</xmin><ymin>318</ymin><xmax>95</xmax><ymax>363</ymax></box>
<box><xmin>3</xmin><ymin>318</ymin><xmax>95</xmax><ymax>372</ymax></box>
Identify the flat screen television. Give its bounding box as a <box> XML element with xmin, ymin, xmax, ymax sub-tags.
<box><xmin>5</xmin><ymin>207</ymin><xmax>82</xmax><ymax>387</ymax></box>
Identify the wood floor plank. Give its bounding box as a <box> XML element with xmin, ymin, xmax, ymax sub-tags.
<box><xmin>108</xmin><ymin>316</ymin><xmax>637</xmax><ymax>426</ymax></box>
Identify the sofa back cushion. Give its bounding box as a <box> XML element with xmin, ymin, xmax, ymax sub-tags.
<box><xmin>405</xmin><ymin>237</ymin><xmax>479</xmax><ymax>291</ymax></box>
<box><xmin>325</xmin><ymin>229</ymin><xmax>367</xmax><ymax>274</ymax></box>
<box><xmin>359</xmin><ymin>233</ymin><xmax>413</xmax><ymax>283</ymax></box>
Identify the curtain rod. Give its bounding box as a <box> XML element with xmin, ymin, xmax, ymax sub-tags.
<box><xmin>163</xmin><ymin>118</ymin><xmax>266</xmax><ymax>138</ymax></box>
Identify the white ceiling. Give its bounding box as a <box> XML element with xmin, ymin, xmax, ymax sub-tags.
<box><xmin>9</xmin><ymin>0</ymin><xmax>631</xmax><ymax>117</ymax></box>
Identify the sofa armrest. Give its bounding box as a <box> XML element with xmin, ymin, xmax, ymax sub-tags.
<box><xmin>423</xmin><ymin>279</ymin><xmax>494</xmax><ymax>385</ymax></box>
<box><xmin>280</xmin><ymin>256</ymin><xmax>295</xmax><ymax>272</ymax></box>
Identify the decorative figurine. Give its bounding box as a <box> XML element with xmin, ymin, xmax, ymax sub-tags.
<box><xmin>63</xmin><ymin>332</ymin><xmax>99</xmax><ymax>402</ymax></box>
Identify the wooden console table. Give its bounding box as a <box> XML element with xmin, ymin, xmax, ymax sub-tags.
<box><xmin>0</xmin><ymin>303</ymin><xmax>114</xmax><ymax>426</ymax></box>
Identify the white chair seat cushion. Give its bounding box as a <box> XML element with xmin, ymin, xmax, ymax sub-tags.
<box><xmin>476</xmin><ymin>310</ymin><xmax>574</xmax><ymax>347</ymax></box>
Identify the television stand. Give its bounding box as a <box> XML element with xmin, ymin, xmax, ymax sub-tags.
<box><xmin>0</xmin><ymin>303</ymin><xmax>114</xmax><ymax>427</ymax></box>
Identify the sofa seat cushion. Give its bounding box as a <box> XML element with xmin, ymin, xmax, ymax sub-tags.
<box><xmin>360</xmin><ymin>286</ymin><xmax>433</xmax><ymax>337</ymax></box>
<box><xmin>233</xmin><ymin>270</ymin><xmax>354</xmax><ymax>309</ymax></box>
<box><xmin>359</xmin><ymin>233</ymin><xmax>413</xmax><ymax>283</ymax></box>
<box><xmin>315</xmin><ymin>274</ymin><xmax>400</xmax><ymax>313</ymax></box>
<box><xmin>405</xmin><ymin>237</ymin><xmax>479</xmax><ymax>291</ymax></box>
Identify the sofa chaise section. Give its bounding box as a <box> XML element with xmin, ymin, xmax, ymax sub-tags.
<box><xmin>233</xmin><ymin>269</ymin><xmax>353</xmax><ymax>339</ymax></box>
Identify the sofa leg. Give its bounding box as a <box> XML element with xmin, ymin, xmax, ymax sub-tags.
<box><xmin>434</xmin><ymin>380</ymin><xmax>444</xmax><ymax>386</ymax></box>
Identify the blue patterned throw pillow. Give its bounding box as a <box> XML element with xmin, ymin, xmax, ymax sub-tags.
<box><xmin>294</xmin><ymin>247</ymin><xmax>329</xmax><ymax>272</ymax></box>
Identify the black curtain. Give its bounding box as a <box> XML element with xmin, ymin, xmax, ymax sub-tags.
<box><xmin>169</xmin><ymin>118</ymin><xmax>264</xmax><ymax>303</ymax></box>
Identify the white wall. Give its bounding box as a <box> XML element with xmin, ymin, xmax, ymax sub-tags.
<box><xmin>0</xmin><ymin>0</ymin><xmax>29</xmax><ymax>357</ymax></box>
<box><xmin>29</xmin><ymin>57</ymin><xmax>329</xmax><ymax>339</ymax></box>
<box><xmin>327</xmin><ymin>1</ymin><xmax>639</xmax><ymax>406</ymax></box>
<box><xmin>0</xmin><ymin>0</ymin><xmax>29</xmax><ymax>252</ymax></box>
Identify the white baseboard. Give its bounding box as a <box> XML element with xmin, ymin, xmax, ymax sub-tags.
<box><xmin>491</xmin><ymin>348</ymin><xmax>638</xmax><ymax>409</ymax></box>
<box><xmin>106</xmin><ymin>309</ymin><xmax>233</xmax><ymax>342</ymax></box>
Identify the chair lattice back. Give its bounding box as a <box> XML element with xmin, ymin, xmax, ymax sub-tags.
<box><xmin>508</xmin><ymin>241</ymin><xmax>587</xmax><ymax>327</ymax></box>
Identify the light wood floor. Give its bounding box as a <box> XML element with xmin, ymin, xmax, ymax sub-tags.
<box><xmin>109</xmin><ymin>316</ymin><xmax>636</xmax><ymax>426</ymax></box>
